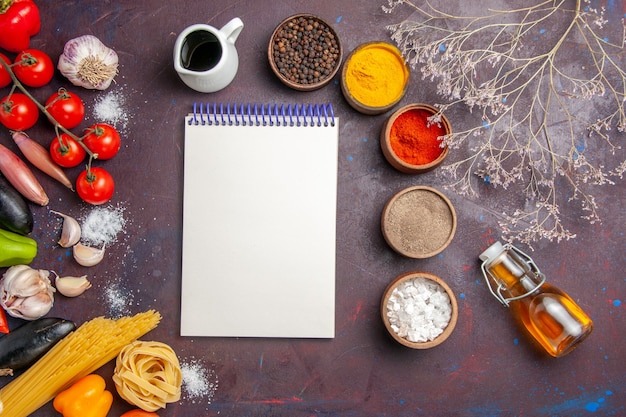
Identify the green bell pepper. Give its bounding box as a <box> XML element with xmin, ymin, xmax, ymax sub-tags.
<box><xmin>0</xmin><ymin>228</ymin><xmax>37</xmax><ymax>267</ymax></box>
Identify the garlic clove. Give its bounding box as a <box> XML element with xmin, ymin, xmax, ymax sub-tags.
<box><xmin>1</xmin><ymin>266</ymin><xmax>53</xmax><ymax>299</ymax></box>
<box><xmin>9</xmin><ymin>269</ymin><xmax>51</xmax><ymax>298</ymax></box>
<box><xmin>54</xmin><ymin>274</ymin><xmax>92</xmax><ymax>297</ymax></box>
<box><xmin>6</xmin><ymin>291</ymin><xmax>54</xmax><ymax>320</ymax></box>
<box><xmin>51</xmin><ymin>210</ymin><xmax>81</xmax><ymax>248</ymax></box>
<box><xmin>0</xmin><ymin>265</ymin><xmax>31</xmax><ymax>292</ymax></box>
<box><xmin>73</xmin><ymin>243</ymin><xmax>106</xmax><ymax>267</ymax></box>
<box><xmin>0</xmin><ymin>265</ymin><xmax>55</xmax><ymax>320</ymax></box>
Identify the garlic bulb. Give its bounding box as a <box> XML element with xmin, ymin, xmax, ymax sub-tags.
<box><xmin>51</xmin><ymin>210</ymin><xmax>81</xmax><ymax>248</ymax></box>
<box><xmin>73</xmin><ymin>243</ymin><xmax>106</xmax><ymax>267</ymax></box>
<box><xmin>0</xmin><ymin>265</ymin><xmax>55</xmax><ymax>320</ymax></box>
<box><xmin>58</xmin><ymin>35</ymin><xmax>118</xmax><ymax>90</ymax></box>
<box><xmin>54</xmin><ymin>273</ymin><xmax>92</xmax><ymax>297</ymax></box>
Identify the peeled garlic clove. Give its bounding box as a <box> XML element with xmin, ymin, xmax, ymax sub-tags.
<box><xmin>51</xmin><ymin>210</ymin><xmax>81</xmax><ymax>248</ymax></box>
<box><xmin>55</xmin><ymin>274</ymin><xmax>92</xmax><ymax>297</ymax></box>
<box><xmin>73</xmin><ymin>243</ymin><xmax>105</xmax><ymax>267</ymax></box>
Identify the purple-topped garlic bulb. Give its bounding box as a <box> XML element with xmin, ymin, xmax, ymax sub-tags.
<box><xmin>0</xmin><ymin>265</ymin><xmax>55</xmax><ymax>320</ymax></box>
<box><xmin>58</xmin><ymin>35</ymin><xmax>118</xmax><ymax>90</ymax></box>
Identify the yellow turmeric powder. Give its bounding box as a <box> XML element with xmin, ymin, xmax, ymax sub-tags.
<box><xmin>344</xmin><ymin>42</ymin><xmax>409</xmax><ymax>108</ymax></box>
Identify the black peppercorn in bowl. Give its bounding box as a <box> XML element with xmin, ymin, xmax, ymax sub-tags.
<box><xmin>268</xmin><ymin>14</ymin><xmax>343</xmax><ymax>91</ymax></box>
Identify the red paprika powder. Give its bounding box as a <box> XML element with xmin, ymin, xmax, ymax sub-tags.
<box><xmin>389</xmin><ymin>108</ymin><xmax>446</xmax><ymax>165</ymax></box>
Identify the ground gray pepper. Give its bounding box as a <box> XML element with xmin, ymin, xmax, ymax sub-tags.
<box><xmin>384</xmin><ymin>189</ymin><xmax>454</xmax><ymax>255</ymax></box>
<box><xmin>271</xmin><ymin>16</ymin><xmax>340</xmax><ymax>85</ymax></box>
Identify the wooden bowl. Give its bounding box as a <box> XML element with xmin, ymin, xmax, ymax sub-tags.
<box><xmin>340</xmin><ymin>41</ymin><xmax>409</xmax><ymax>115</ymax></box>
<box><xmin>380</xmin><ymin>104</ymin><xmax>451</xmax><ymax>174</ymax></box>
<box><xmin>268</xmin><ymin>14</ymin><xmax>342</xmax><ymax>91</ymax></box>
<box><xmin>381</xmin><ymin>186</ymin><xmax>457</xmax><ymax>258</ymax></box>
<box><xmin>381</xmin><ymin>271</ymin><xmax>458</xmax><ymax>349</ymax></box>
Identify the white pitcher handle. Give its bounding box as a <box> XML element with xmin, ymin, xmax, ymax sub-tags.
<box><xmin>221</xmin><ymin>17</ymin><xmax>244</xmax><ymax>43</ymax></box>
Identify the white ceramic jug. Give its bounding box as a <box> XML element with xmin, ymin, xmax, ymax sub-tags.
<box><xmin>173</xmin><ymin>18</ymin><xmax>244</xmax><ymax>93</ymax></box>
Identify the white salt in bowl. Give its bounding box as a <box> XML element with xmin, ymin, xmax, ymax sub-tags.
<box><xmin>381</xmin><ymin>271</ymin><xmax>458</xmax><ymax>349</ymax></box>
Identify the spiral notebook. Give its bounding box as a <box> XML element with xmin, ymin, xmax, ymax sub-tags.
<box><xmin>181</xmin><ymin>103</ymin><xmax>338</xmax><ymax>338</ymax></box>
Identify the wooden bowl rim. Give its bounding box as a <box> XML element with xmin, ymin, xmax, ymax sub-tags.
<box><xmin>267</xmin><ymin>13</ymin><xmax>343</xmax><ymax>91</ymax></box>
<box><xmin>381</xmin><ymin>185</ymin><xmax>457</xmax><ymax>258</ymax></box>
<box><xmin>340</xmin><ymin>41</ymin><xmax>410</xmax><ymax>114</ymax></box>
<box><xmin>380</xmin><ymin>103</ymin><xmax>451</xmax><ymax>174</ymax></box>
<box><xmin>381</xmin><ymin>271</ymin><xmax>458</xmax><ymax>349</ymax></box>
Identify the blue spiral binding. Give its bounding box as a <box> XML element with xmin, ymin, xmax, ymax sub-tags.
<box><xmin>294</xmin><ymin>105</ymin><xmax>301</xmax><ymax>127</ymax></box>
<box><xmin>189</xmin><ymin>103</ymin><xmax>336</xmax><ymax>127</ymax></box>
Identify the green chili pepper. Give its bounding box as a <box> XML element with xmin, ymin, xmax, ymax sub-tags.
<box><xmin>0</xmin><ymin>228</ymin><xmax>37</xmax><ymax>267</ymax></box>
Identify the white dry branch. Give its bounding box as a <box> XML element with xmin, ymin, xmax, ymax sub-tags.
<box><xmin>383</xmin><ymin>0</ymin><xmax>625</xmax><ymax>246</ymax></box>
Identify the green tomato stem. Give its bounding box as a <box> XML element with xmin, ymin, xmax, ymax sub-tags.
<box><xmin>0</xmin><ymin>0</ymin><xmax>14</xmax><ymax>15</ymax></box>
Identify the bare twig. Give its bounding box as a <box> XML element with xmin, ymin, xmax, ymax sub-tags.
<box><xmin>383</xmin><ymin>0</ymin><xmax>625</xmax><ymax>246</ymax></box>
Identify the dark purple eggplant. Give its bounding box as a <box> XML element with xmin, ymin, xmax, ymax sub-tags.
<box><xmin>0</xmin><ymin>175</ymin><xmax>34</xmax><ymax>235</ymax></box>
<box><xmin>0</xmin><ymin>317</ymin><xmax>76</xmax><ymax>376</ymax></box>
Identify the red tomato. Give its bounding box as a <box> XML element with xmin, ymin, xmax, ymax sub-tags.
<box><xmin>13</xmin><ymin>49</ymin><xmax>54</xmax><ymax>87</ymax></box>
<box><xmin>120</xmin><ymin>410</ymin><xmax>159</xmax><ymax>417</ymax></box>
<box><xmin>82</xmin><ymin>124</ymin><xmax>121</xmax><ymax>160</ymax></box>
<box><xmin>45</xmin><ymin>90</ymin><xmax>85</xmax><ymax>129</ymax></box>
<box><xmin>0</xmin><ymin>93</ymin><xmax>39</xmax><ymax>130</ymax></box>
<box><xmin>49</xmin><ymin>133</ymin><xmax>86</xmax><ymax>168</ymax></box>
<box><xmin>0</xmin><ymin>0</ymin><xmax>40</xmax><ymax>52</ymax></box>
<box><xmin>76</xmin><ymin>167</ymin><xmax>114</xmax><ymax>205</ymax></box>
<box><xmin>0</xmin><ymin>53</ymin><xmax>12</xmax><ymax>88</ymax></box>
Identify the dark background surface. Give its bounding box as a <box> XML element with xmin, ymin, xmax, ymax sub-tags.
<box><xmin>0</xmin><ymin>0</ymin><xmax>624</xmax><ymax>416</ymax></box>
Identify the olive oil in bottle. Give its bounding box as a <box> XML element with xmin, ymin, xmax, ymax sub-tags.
<box><xmin>479</xmin><ymin>242</ymin><xmax>593</xmax><ymax>357</ymax></box>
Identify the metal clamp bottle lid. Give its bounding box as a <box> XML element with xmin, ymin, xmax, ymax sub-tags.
<box><xmin>479</xmin><ymin>241</ymin><xmax>546</xmax><ymax>306</ymax></box>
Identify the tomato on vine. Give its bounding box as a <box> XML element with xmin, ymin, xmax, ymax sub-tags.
<box><xmin>76</xmin><ymin>166</ymin><xmax>114</xmax><ymax>205</ymax></box>
<box><xmin>13</xmin><ymin>49</ymin><xmax>54</xmax><ymax>88</ymax></box>
<box><xmin>0</xmin><ymin>53</ymin><xmax>11</xmax><ymax>88</ymax></box>
<box><xmin>0</xmin><ymin>93</ymin><xmax>39</xmax><ymax>130</ymax></box>
<box><xmin>49</xmin><ymin>133</ymin><xmax>86</xmax><ymax>168</ymax></box>
<box><xmin>45</xmin><ymin>89</ymin><xmax>85</xmax><ymax>129</ymax></box>
<box><xmin>82</xmin><ymin>123</ymin><xmax>121</xmax><ymax>160</ymax></box>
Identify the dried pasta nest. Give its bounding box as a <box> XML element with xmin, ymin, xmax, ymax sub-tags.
<box><xmin>113</xmin><ymin>340</ymin><xmax>182</xmax><ymax>412</ymax></box>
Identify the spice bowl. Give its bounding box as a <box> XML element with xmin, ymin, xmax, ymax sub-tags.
<box><xmin>268</xmin><ymin>14</ymin><xmax>343</xmax><ymax>91</ymax></box>
<box><xmin>381</xmin><ymin>104</ymin><xmax>451</xmax><ymax>174</ymax></box>
<box><xmin>340</xmin><ymin>41</ymin><xmax>410</xmax><ymax>115</ymax></box>
<box><xmin>381</xmin><ymin>271</ymin><xmax>458</xmax><ymax>349</ymax></box>
<box><xmin>381</xmin><ymin>186</ymin><xmax>457</xmax><ymax>259</ymax></box>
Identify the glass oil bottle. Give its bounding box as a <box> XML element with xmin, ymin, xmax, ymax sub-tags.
<box><xmin>479</xmin><ymin>241</ymin><xmax>593</xmax><ymax>357</ymax></box>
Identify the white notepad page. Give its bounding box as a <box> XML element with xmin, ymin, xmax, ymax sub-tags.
<box><xmin>181</xmin><ymin>105</ymin><xmax>338</xmax><ymax>338</ymax></box>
